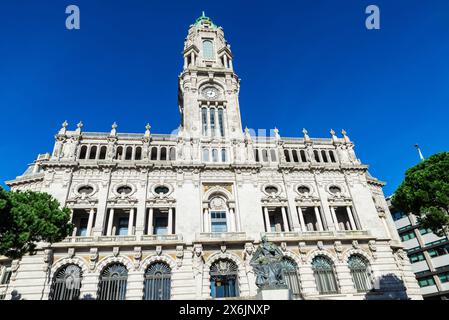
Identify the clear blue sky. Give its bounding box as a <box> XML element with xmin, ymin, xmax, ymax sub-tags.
<box><xmin>0</xmin><ymin>0</ymin><xmax>448</xmax><ymax>196</ymax></box>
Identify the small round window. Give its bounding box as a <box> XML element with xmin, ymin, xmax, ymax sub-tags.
<box><xmin>265</xmin><ymin>186</ymin><xmax>279</xmax><ymax>195</ymax></box>
<box><xmin>155</xmin><ymin>186</ymin><xmax>169</xmax><ymax>195</ymax></box>
<box><xmin>117</xmin><ymin>186</ymin><xmax>132</xmax><ymax>195</ymax></box>
<box><xmin>78</xmin><ymin>185</ymin><xmax>94</xmax><ymax>195</ymax></box>
<box><xmin>329</xmin><ymin>186</ymin><xmax>342</xmax><ymax>194</ymax></box>
<box><xmin>297</xmin><ymin>186</ymin><xmax>310</xmax><ymax>194</ymax></box>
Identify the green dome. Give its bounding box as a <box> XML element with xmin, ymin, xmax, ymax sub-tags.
<box><xmin>195</xmin><ymin>11</ymin><xmax>217</xmax><ymax>28</ymax></box>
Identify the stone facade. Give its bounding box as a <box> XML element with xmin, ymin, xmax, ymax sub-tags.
<box><xmin>2</xmin><ymin>13</ymin><xmax>422</xmax><ymax>300</ymax></box>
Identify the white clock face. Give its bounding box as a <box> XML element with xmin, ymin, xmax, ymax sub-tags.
<box><xmin>202</xmin><ymin>87</ymin><xmax>219</xmax><ymax>99</ymax></box>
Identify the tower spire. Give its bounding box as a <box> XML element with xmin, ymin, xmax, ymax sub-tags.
<box><xmin>414</xmin><ymin>144</ymin><xmax>425</xmax><ymax>161</ymax></box>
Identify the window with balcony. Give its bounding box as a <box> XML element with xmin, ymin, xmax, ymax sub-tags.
<box><xmin>211</xmin><ymin>211</ymin><xmax>227</xmax><ymax>233</ymax></box>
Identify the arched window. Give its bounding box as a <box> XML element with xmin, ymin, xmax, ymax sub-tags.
<box><xmin>99</xmin><ymin>146</ymin><xmax>107</xmax><ymax>160</ymax></box>
<box><xmin>300</xmin><ymin>150</ymin><xmax>307</xmax><ymax>162</ymax></box>
<box><xmin>151</xmin><ymin>147</ymin><xmax>158</xmax><ymax>161</ymax></box>
<box><xmin>284</xmin><ymin>150</ymin><xmax>291</xmax><ymax>162</ymax></box>
<box><xmin>203</xmin><ymin>40</ymin><xmax>215</xmax><ymax>60</ymax></box>
<box><xmin>312</xmin><ymin>256</ymin><xmax>338</xmax><ymax>294</ymax></box>
<box><xmin>50</xmin><ymin>264</ymin><xmax>82</xmax><ymax>300</ymax></box>
<box><xmin>89</xmin><ymin>146</ymin><xmax>97</xmax><ymax>160</ymax></box>
<box><xmin>212</xmin><ymin>149</ymin><xmax>218</xmax><ymax>162</ymax></box>
<box><xmin>210</xmin><ymin>108</ymin><xmax>216</xmax><ymax>136</ymax></box>
<box><xmin>201</xmin><ymin>108</ymin><xmax>208</xmax><ymax>136</ymax></box>
<box><xmin>125</xmin><ymin>147</ymin><xmax>133</xmax><ymax>160</ymax></box>
<box><xmin>321</xmin><ymin>150</ymin><xmax>328</xmax><ymax>163</ymax></box>
<box><xmin>282</xmin><ymin>258</ymin><xmax>301</xmax><ymax>299</ymax></box>
<box><xmin>160</xmin><ymin>147</ymin><xmax>167</xmax><ymax>161</ymax></box>
<box><xmin>254</xmin><ymin>149</ymin><xmax>260</xmax><ymax>162</ymax></box>
<box><xmin>97</xmin><ymin>263</ymin><xmax>128</xmax><ymax>300</ymax></box>
<box><xmin>221</xmin><ymin>149</ymin><xmax>227</xmax><ymax>162</ymax></box>
<box><xmin>210</xmin><ymin>259</ymin><xmax>239</xmax><ymax>298</ymax></box>
<box><xmin>270</xmin><ymin>149</ymin><xmax>277</xmax><ymax>162</ymax></box>
<box><xmin>169</xmin><ymin>147</ymin><xmax>176</xmax><ymax>161</ymax></box>
<box><xmin>202</xmin><ymin>148</ymin><xmax>209</xmax><ymax>162</ymax></box>
<box><xmin>116</xmin><ymin>146</ymin><xmax>123</xmax><ymax>160</ymax></box>
<box><xmin>314</xmin><ymin>150</ymin><xmax>320</xmax><ymax>162</ymax></box>
<box><xmin>348</xmin><ymin>255</ymin><xmax>372</xmax><ymax>292</ymax></box>
<box><xmin>134</xmin><ymin>147</ymin><xmax>142</xmax><ymax>160</ymax></box>
<box><xmin>262</xmin><ymin>149</ymin><xmax>269</xmax><ymax>162</ymax></box>
<box><xmin>218</xmin><ymin>109</ymin><xmax>225</xmax><ymax>137</ymax></box>
<box><xmin>79</xmin><ymin>146</ymin><xmax>88</xmax><ymax>160</ymax></box>
<box><xmin>292</xmin><ymin>150</ymin><xmax>299</xmax><ymax>163</ymax></box>
<box><xmin>144</xmin><ymin>262</ymin><xmax>171</xmax><ymax>300</ymax></box>
<box><xmin>329</xmin><ymin>150</ymin><xmax>336</xmax><ymax>163</ymax></box>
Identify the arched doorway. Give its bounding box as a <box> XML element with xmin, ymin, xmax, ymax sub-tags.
<box><xmin>144</xmin><ymin>262</ymin><xmax>171</xmax><ymax>300</ymax></box>
<box><xmin>49</xmin><ymin>264</ymin><xmax>82</xmax><ymax>300</ymax></box>
<box><xmin>210</xmin><ymin>259</ymin><xmax>239</xmax><ymax>298</ymax></box>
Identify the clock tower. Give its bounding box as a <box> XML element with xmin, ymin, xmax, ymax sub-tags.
<box><xmin>178</xmin><ymin>12</ymin><xmax>243</xmax><ymax>141</ymax></box>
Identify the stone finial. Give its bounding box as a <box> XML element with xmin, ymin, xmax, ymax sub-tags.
<box><xmin>330</xmin><ymin>128</ymin><xmax>338</xmax><ymax>141</ymax></box>
<box><xmin>273</xmin><ymin>127</ymin><xmax>280</xmax><ymax>140</ymax></box>
<box><xmin>244</xmin><ymin>127</ymin><xmax>251</xmax><ymax>140</ymax></box>
<box><xmin>75</xmin><ymin>121</ymin><xmax>83</xmax><ymax>134</ymax></box>
<box><xmin>59</xmin><ymin>120</ymin><xmax>68</xmax><ymax>135</ymax></box>
<box><xmin>342</xmin><ymin>129</ymin><xmax>350</xmax><ymax>143</ymax></box>
<box><xmin>302</xmin><ymin>128</ymin><xmax>310</xmax><ymax>141</ymax></box>
<box><xmin>110</xmin><ymin>122</ymin><xmax>118</xmax><ymax>136</ymax></box>
<box><xmin>144</xmin><ymin>123</ymin><xmax>151</xmax><ymax>138</ymax></box>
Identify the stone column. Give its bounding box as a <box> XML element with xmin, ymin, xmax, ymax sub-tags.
<box><xmin>147</xmin><ymin>208</ymin><xmax>153</xmax><ymax>235</ymax></box>
<box><xmin>128</xmin><ymin>208</ymin><xmax>135</xmax><ymax>236</ymax></box>
<box><xmin>203</xmin><ymin>208</ymin><xmax>210</xmax><ymax>232</ymax></box>
<box><xmin>314</xmin><ymin>206</ymin><xmax>324</xmax><ymax>231</ymax></box>
<box><xmin>86</xmin><ymin>208</ymin><xmax>95</xmax><ymax>236</ymax></box>
<box><xmin>330</xmin><ymin>206</ymin><xmax>339</xmax><ymax>231</ymax></box>
<box><xmin>229</xmin><ymin>208</ymin><xmax>235</xmax><ymax>232</ymax></box>
<box><xmin>297</xmin><ymin>207</ymin><xmax>306</xmax><ymax>232</ymax></box>
<box><xmin>281</xmin><ymin>207</ymin><xmax>289</xmax><ymax>232</ymax></box>
<box><xmin>229</xmin><ymin>59</ymin><xmax>233</xmax><ymax>70</ymax></box>
<box><xmin>346</xmin><ymin>206</ymin><xmax>356</xmax><ymax>230</ymax></box>
<box><xmin>184</xmin><ymin>56</ymin><xmax>188</xmax><ymax>69</ymax></box>
<box><xmin>107</xmin><ymin>208</ymin><xmax>114</xmax><ymax>236</ymax></box>
<box><xmin>190</xmin><ymin>52</ymin><xmax>195</xmax><ymax>66</ymax></box>
<box><xmin>168</xmin><ymin>208</ymin><xmax>173</xmax><ymax>235</ymax></box>
<box><xmin>263</xmin><ymin>207</ymin><xmax>270</xmax><ymax>232</ymax></box>
<box><xmin>223</xmin><ymin>54</ymin><xmax>228</xmax><ymax>68</ymax></box>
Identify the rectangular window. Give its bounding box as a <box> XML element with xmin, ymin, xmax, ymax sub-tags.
<box><xmin>400</xmin><ymin>230</ymin><xmax>416</xmax><ymax>241</ymax></box>
<box><xmin>201</xmin><ymin>108</ymin><xmax>208</xmax><ymax>136</ymax></box>
<box><xmin>419</xmin><ymin>228</ymin><xmax>432</xmax><ymax>235</ymax></box>
<box><xmin>118</xmin><ymin>217</ymin><xmax>128</xmax><ymax>236</ymax></box>
<box><xmin>77</xmin><ymin>218</ymin><xmax>89</xmax><ymax>237</ymax></box>
<box><xmin>409</xmin><ymin>252</ymin><xmax>425</xmax><ymax>263</ymax></box>
<box><xmin>391</xmin><ymin>211</ymin><xmax>406</xmax><ymax>221</ymax></box>
<box><xmin>218</xmin><ymin>109</ymin><xmax>225</xmax><ymax>137</ymax></box>
<box><xmin>0</xmin><ymin>263</ymin><xmax>12</xmax><ymax>285</ymax></box>
<box><xmin>154</xmin><ymin>216</ymin><xmax>168</xmax><ymax>235</ymax></box>
<box><xmin>438</xmin><ymin>272</ymin><xmax>449</xmax><ymax>283</ymax></box>
<box><xmin>211</xmin><ymin>211</ymin><xmax>227</xmax><ymax>233</ymax></box>
<box><xmin>210</xmin><ymin>108</ymin><xmax>216</xmax><ymax>136</ymax></box>
<box><xmin>418</xmin><ymin>277</ymin><xmax>435</xmax><ymax>287</ymax></box>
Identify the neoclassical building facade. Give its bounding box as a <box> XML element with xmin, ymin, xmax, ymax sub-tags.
<box><xmin>2</xmin><ymin>13</ymin><xmax>421</xmax><ymax>300</ymax></box>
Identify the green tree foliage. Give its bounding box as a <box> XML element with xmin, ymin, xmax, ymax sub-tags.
<box><xmin>0</xmin><ymin>187</ymin><xmax>73</xmax><ymax>259</ymax></box>
<box><xmin>392</xmin><ymin>152</ymin><xmax>449</xmax><ymax>237</ymax></box>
